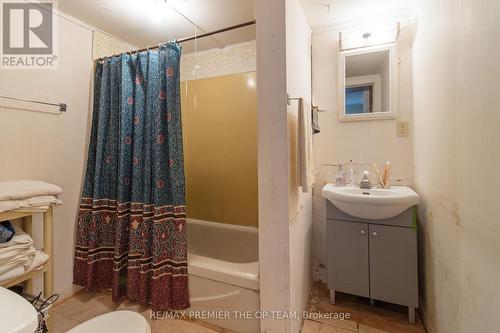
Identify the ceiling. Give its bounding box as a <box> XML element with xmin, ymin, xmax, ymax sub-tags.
<box><xmin>58</xmin><ymin>0</ymin><xmax>255</xmax><ymax>53</ymax></box>
<box><xmin>58</xmin><ymin>0</ymin><xmax>411</xmax><ymax>53</ymax></box>
<box><xmin>300</xmin><ymin>0</ymin><xmax>412</xmax><ymax>28</ymax></box>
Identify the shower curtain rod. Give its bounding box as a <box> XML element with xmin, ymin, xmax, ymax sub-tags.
<box><xmin>97</xmin><ymin>20</ymin><xmax>256</xmax><ymax>61</ymax></box>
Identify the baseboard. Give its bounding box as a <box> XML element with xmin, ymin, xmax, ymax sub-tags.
<box><xmin>313</xmin><ymin>266</ymin><xmax>328</xmax><ymax>283</ymax></box>
<box><xmin>52</xmin><ymin>285</ymin><xmax>84</xmax><ymax>308</ymax></box>
<box><xmin>418</xmin><ymin>304</ymin><xmax>435</xmax><ymax>333</ymax></box>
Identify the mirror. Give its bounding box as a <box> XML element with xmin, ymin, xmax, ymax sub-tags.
<box><xmin>339</xmin><ymin>45</ymin><xmax>397</xmax><ymax>121</ymax></box>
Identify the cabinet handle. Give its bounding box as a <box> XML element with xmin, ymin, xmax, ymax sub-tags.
<box><xmin>372</xmin><ymin>231</ymin><xmax>378</xmax><ymax>236</ymax></box>
<box><xmin>360</xmin><ymin>230</ymin><xmax>366</xmax><ymax>235</ymax></box>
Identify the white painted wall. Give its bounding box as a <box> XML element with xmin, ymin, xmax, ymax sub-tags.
<box><xmin>256</xmin><ymin>0</ymin><xmax>291</xmax><ymax>332</ymax></box>
<box><xmin>286</xmin><ymin>0</ymin><xmax>313</xmax><ymax>332</ymax></box>
<box><xmin>412</xmin><ymin>0</ymin><xmax>500</xmax><ymax>332</ymax></box>
<box><xmin>301</xmin><ymin>0</ymin><xmax>412</xmax><ymax>29</ymax></box>
<box><xmin>310</xmin><ymin>20</ymin><xmax>415</xmax><ymax>279</ymax></box>
<box><xmin>256</xmin><ymin>0</ymin><xmax>313</xmax><ymax>331</ymax></box>
<box><xmin>92</xmin><ymin>29</ymin><xmax>136</xmax><ymax>59</ymax></box>
<box><xmin>0</xmin><ymin>13</ymin><xmax>136</xmax><ymax>299</ymax></box>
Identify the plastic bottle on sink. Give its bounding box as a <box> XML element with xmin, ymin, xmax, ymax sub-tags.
<box><xmin>382</xmin><ymin>160</ymin><xmax>391</xmax><ymax>188</ymax></box>
<box><xmin>347</xmin><ymin>160</ymin><xmax>355</xmax><ymax>187</ymax></box>
<box><xmin>335</xmin><ymin>164</ymin><xmax>346</xmax><ymax>186</ymax></box>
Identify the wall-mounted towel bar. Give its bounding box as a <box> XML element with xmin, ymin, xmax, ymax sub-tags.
<box><xmin>312</xmin><ymin>105</ymin><xmax>326</xmax><ymax>113</ymax></box>
<box><xmin>287</xmin><ymin>93</ymin><xmax>302</xmax><ymax>105</ymax></box>
<box><xmin>287</xmin><ymin>93</ymin><xmax>326</xmax><ymax>112</ymax></box>
<box><xmin>0</xmin><ymin>95</ymin><xmax>67</xmax><ymax>112</ymax></box>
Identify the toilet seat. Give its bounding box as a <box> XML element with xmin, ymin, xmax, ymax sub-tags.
<box><xmin>67</xmin><ymin>310</ymin><xmax>151</xmax><ymax>333</ymax></box>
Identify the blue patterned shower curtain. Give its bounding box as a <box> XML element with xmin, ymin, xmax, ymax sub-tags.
<box><xmin>73</xmin><ymin>43</ymin><xmax>189</xmax><ymax>311</ymax></box>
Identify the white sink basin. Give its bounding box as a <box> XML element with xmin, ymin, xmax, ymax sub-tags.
<box><xmin>0</xmin><ymin>287</ymin><xmax>38</xmax><ymax>333</ymax></box>
<box><xmin>322</xmin><ymin>184</ymin><xmax>420</xmax><ymax>220</ymax></box>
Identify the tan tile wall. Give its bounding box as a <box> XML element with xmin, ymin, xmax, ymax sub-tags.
<box><xmin>180</xmin><ymin>41</ymin><xmax>256</xmax><ymax>81</ymax></box>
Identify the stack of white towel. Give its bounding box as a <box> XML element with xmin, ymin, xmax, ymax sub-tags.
<box><xmin>0</xmin><ymin>225</ymin><xmax>49</xmax><ymax>282</ymax></box>
<box><xmin>0</xmin><ymin>180</ymin><xmax>61</xmax><ymax>282</ymax></box>
<box><xmin>0</xmin><ymin>180</ymin><xmax>62</xmax><ymax>212</ymax></box>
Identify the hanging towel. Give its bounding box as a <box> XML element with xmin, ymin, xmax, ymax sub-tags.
<box><xmin>298</xmin><ymin>98</ymin><xmax>315</xmax><ymax>193</ymax></box>
<box><xmin>312</xmin><ymin>106</ymin><xmax>320</xmax><ymax>134</ymax></box>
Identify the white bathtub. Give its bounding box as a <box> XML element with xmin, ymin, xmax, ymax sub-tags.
<box><xmin>187</xmin><ymin>219</ymin><xmax>260</xmax><ymax>333</ymax></box>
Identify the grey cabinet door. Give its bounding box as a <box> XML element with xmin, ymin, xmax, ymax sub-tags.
<box><xmin>369</xmin><ymin>224</ymin><xmax>418</xmax><ymax>307</ymax></box>
<box><xmin>327</xmin><ymin>219</ymin><xmax>369</xmax><ymax>298</ymax></box>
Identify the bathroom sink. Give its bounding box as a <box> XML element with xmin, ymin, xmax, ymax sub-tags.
<box><xmin>322</xmin><ymin>184</ymin><xmax>420</xmax><ymax>220</ymax></box>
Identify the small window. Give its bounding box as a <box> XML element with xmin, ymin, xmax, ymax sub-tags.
<box><xmin>345</xmin><ymin>85</ymin><xmax>373</xmax><ymax>114</ymax></box>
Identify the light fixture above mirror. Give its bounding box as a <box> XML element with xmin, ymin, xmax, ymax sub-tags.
<box><xmin>339</xmin><ymin>21</ymin><xmax>400</xmax><ymax>52</ymax></box>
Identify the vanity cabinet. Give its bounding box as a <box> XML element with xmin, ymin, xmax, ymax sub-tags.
<box><xmin>326</xmin><ymin>202</ymin><xmax>418</xmax><ymax>323</ymax></box>
<box><xmin>328</xmin><ymin>220</ymin><xmax>370</xmax><ymax>298</ymax></box>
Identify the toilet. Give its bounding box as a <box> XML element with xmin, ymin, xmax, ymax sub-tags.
<box><xmin>67</xmin><ymin>310</ymin><xmax>151</xmax><ymax>333</ymax></box>
<box><xmin>1</xmin><ymin>287</ymin><xmax>39</xmax><ymax>333</ymax></box>
<box><xmin>1</xmin><ymin>286</ymin><xmax>150</xmax><ymax>333</ymax></box>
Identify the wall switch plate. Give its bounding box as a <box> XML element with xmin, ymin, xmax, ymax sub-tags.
<box><xmin>397</xmin><ymin>121</ymin><xmax>410</xmax><ymax>137</ymax></box>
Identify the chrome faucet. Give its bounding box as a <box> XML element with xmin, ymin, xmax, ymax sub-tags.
<box><xmin>359</xmin><ymin>171</ymin><xmax>372</xmax><ymax>189</ymax></box>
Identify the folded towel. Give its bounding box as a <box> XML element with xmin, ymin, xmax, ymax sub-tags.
<box><xmin>0</xmin><ymin>221</ymin><xmax>15</xmax><ymax>243</ymax></box>
<box><xmin>0</xmin><ymin>250</ymin><xmax>49</xmax><ymax>282</ymax></box>
<box><xmin>0</xmin><ymin>226</ymin><xmax>36</xmax><ymax>275</ymax></box>
<box><xmin>0</xmin><ymin>180</ymin><xmax>62</xmax><ymax>201</ymax></box>
<box><xmin>0</xmin><ymin>195</ymin><xmax>62</xmax><ymax>213</ymax></box>
<box><xmin>0</xmin><ymin>225</ymin><xmax>32</xmax><ymax>249</ymax></box>
<box><xmin>0</xmin><ymin>245</ymin><xmax>36</xmax><ymax>276</ymax></box>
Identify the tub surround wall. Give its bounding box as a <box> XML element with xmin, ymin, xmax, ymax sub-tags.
<box><xmin>311</xmin><ymin>18</ymin><xmax>415</xmax><ymax>281</ymax></box>
<box><xmin>180</xmin><ymin>41</ymin><xmax>258</xmax><ymax>227</ymax></box>
<box><xmin>180</xmin><ymin>41</ymin><xmax>256</xmax><ymax>81</ymax></box>
<box><xmin>181</xmin><ymin>72</ymin><xmax>258</xmax><ymax>227</ymax></box>
<box><xmin>412</xmin><ymin>0</ymin><xmax>500</xmax><ymax>331</ymax></box>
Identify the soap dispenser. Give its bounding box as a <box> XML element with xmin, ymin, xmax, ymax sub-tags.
<box><xmin>347</xmin><ymin>161</ymin><xmax>355</xmax><ymax>187</ymax></box>
<box><xmin>335</xmin><ymin>164</ymin><xmax>346</xmax><ymax>187</ymax></box>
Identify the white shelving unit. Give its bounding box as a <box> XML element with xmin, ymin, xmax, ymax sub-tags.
<box><xmin>0</xmin><ymin>206</ymin><xmax>54</xmax><ymax>330</ymax></box>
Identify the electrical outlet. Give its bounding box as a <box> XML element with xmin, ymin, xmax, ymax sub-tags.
<box><xmin>397</xmin><ymin>120</ymin><xmax>410</xmax><ymax>137</ymax></box>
